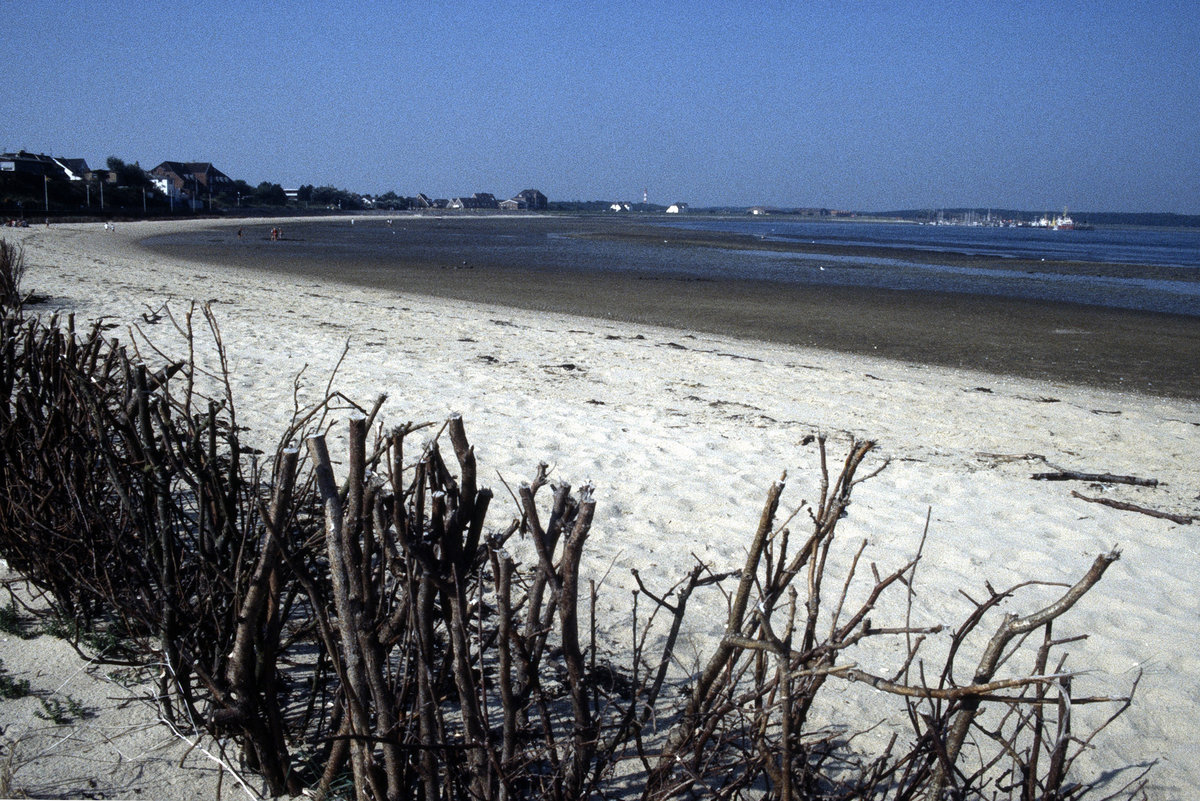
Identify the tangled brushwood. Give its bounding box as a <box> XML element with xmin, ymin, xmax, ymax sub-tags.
<box><xmin>0</xmin><ymin>290</ymin><xmax>1148</xmax><ymax>798</ymax></box>
<box><xmin>0</xmin><ymin>241</ymin><xmax>27</xmax><ymax>311</ymax></box>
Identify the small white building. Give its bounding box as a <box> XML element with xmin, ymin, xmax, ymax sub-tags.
<box><xmin>609</xmin><ymin>201</ymin><xmax>631</xmax><ymax>212</ymax></box>
<box><xmin>666</xmin><ymin>202</ymin><xmax>688</xmax><ymax>214</ymax></box>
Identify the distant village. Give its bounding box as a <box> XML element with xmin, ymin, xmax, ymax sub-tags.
<box><xmin>0</xmin><ymin>149</ymin><xmax>851</xmax><ymax>223</ymax></box>
<box><xmin>0</xmin><ymin>150</ymin><xmax>549</xmax><ymax>218</ymax></box>
<box><xmin>12</xmin><ymin>148</ymin><xmax>1180</xmax><ymax>228</ymax></box>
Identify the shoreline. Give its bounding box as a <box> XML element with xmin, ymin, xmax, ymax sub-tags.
<box><xmin>3</xmin><ymin>218</ymin><xmax>1200</xmax><ymax>797</ymax></box>
<box><xmin>139</xmin><ymin>216</ymin><xmax>1200</xmax><ymax>401</ymax></box>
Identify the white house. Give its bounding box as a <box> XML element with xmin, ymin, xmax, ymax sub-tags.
<box><xmin>666</xmin><ymin>202</ymin><xmax>688</xmax><ymax>214</ymax></box>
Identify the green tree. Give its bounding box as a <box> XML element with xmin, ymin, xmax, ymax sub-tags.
<box><xmin>222</xmin><ymin>179</ymin><xmax>254</xmax><ymax>205</ymax></box>
<box><xmin>310</xmin><ymin>185</ymin><xmax>338</xmax><ymax>205</ymax></box>
<box><xmin>254</xmin><ymin>182</ymin><xmax>287</xmax><ymax>205</ymax></box>
<box><xmin>308</xmin><ymin>185</ymin><xmax>363</xmax><ymax>210</ymax></box>
<box><xmin>105</xmin><ymin>156</ymin><xmax>148</xmax><ymax>188</ymax></box>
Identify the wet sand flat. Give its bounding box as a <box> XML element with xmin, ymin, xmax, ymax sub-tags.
<box><xmin>144</xmin><ymin>216</ymin><xmax>1200</xmax><ymax>400</ymax></box>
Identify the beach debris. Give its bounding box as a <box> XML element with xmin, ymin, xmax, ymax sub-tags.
<box><xmin>140</xmin><ymin>302</ymin><xmax>167</xmax><ymax>325</ymax></box>
<box><xmin>1070</xmin><ymin>491</ymin><xmax>1195</xmax><ymax>524</ymax></box>
<box><xmin>1032</xmin><ymin>469</ymin><xmax>1159</xmax><ymax>487</ymax></box>
<box><xmin>714</xmin><ymin>350</ymin><xmax>762</xmax><ymax>362</ymax></box>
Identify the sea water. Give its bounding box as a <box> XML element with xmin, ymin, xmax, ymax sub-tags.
<box><xmin>651</xmin><ymin>218</ymin><xmax>1200</xmax><ymax>315</ymax></box>
<box><xmin>658</xmin><ymin>217</ymin><xmax>1200</xmax><ymax>270</ymax></box>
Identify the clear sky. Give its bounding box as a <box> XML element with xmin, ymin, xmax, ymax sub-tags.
<box><xmin>4</xmin><ymin>1</ymin><xmax>1198</xmax><ymax>213</ymax></box>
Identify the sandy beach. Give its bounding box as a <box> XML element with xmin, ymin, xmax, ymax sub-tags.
<box><xmin>3</xmin><ymin>217</ymin><xmax>1199</xmax><ymax>797</ymax></box>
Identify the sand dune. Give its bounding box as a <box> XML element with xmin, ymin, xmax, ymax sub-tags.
<box><xmin>2</xmin><ymin>218</ymin><xmax>1197</xmax><ymax>797</ymax></box>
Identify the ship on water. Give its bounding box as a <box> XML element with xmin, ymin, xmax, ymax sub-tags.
<box><xmin>1031</xmin><ymin>207</ymin><xmax>1093</xmax><ymax>230</ymax></box>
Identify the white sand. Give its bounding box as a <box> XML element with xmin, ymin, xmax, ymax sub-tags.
<box><xmin>3</xmin><ymin>218</ymin><xmax>1198</xmax><ymax>797</ymax></box>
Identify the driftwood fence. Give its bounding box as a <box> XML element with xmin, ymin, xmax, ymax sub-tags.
<box><xmin>0</xmin><ymin>243</ymin><xmax>1145</xmax><ymax>800</ymax></box>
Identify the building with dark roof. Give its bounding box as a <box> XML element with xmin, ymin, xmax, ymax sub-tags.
<box><xmin>148</xmin><ymin>161</ymin><xmax>234</xmax><ymax>209</ymax></box>
<box><xmin>449</xmin><ymin>192</ymin><xmax>499</xmax><ymax>210</ymax></box>
<box><xmin>150</xmin><ymin>161</ymin><xmax>233</xmax><ymax>197</ymax></box>
<box><xmin>0</xmin><ymin>151</ymin><xmax>91</xmax><ymax>181</ymax></box>
<box><xmin>515</xmin><ymin>189</ymin><xmax>547</xmax><ymax>210</ymax></box>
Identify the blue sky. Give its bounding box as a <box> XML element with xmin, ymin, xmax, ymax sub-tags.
<box><xmin>4</xmin><ymin>1</ymin><xmax>1198</xmax><ymax>212</ymax></box>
